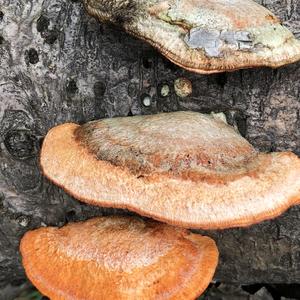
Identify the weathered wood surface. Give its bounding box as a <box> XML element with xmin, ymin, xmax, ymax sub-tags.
<box><xmin>0</xmin><ymin>0</ymin><xmax>300</xmax><ymax>288</ymax></box>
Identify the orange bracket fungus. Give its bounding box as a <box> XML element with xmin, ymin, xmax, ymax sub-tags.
<box><xmin>20</xmin><ymin>216</ymin><xmax>219</xmax><ymax>300</ymax></box>
<box><xmin>40</xmin><ymin>111</ymin><xmax>300</xmax><ymax>229</ymax></box>
<box><xmin>83</xmin><ymin>0</ymin><xmax>300</xmax><ymax>74</ymax></box>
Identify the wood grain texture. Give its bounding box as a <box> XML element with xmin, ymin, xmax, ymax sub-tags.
<box><xmin>0</xmin><ymin>0</ymin><xmax>300</xmax><ymax>288</ymax></box>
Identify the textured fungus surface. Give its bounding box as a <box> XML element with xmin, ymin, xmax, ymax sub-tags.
<box><xmin>41</xmin><ymin>112</ymin><xmax>300</xmax><ymax>229</ymax></box>
<box><xmin>1</xmin><ymin>0</ymin><xmax>300</xmax><ymax>287</ymax></box>
<box><xmin>83</xmin><ymin>0</ymin><xmax>300</xmax><ymax>73</ymax></box>
<box><xmin>20</xmin><ymin>216</ymin><xmax>218</xmax><ymax>300</ymax></box>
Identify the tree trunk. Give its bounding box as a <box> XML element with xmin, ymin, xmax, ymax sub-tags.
<box><xmin>0</xmin><ymin>0</ymin><xmax>300</xmax><ymax>288</ymax></box>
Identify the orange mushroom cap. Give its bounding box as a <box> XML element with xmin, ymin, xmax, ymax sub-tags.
<box><xmin>83</xmin><ymin>0</ymin><xmax>300</xmax><ymax>74</ymax></box>
<box><xmin>40</xmin><ymin>111</ymin><xmax>300</xmax><ymax>229</ymax></box>
<box><xmin>20</xmin><ymin>216</ymin><xmax>219</xmax><ymax>300</ymax></box>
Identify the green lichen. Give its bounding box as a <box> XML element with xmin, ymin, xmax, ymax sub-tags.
<box><xmin>250</xmin><ymin>24</ymin><xmax>294</xmax><ymax>49</ymax></box>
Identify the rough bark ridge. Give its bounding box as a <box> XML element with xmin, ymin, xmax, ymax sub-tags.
<box><xmin>0</xmin><ymin>0</ymin><xmax>299</xmax><ymax>287</ymax></box>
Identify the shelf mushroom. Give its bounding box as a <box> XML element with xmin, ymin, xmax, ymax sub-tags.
<box><xmin>40</xmin><ymin>111</ymin><xmax>300</xmax><ymax>229</ymax></box>
<box><xmin>20</xmin><ymin>216</ymin><xmax>219</xmax><ymax>300</ymax></box>
<box><xmin>83</xmin><ymin>0</ymin><xmax>300</xmax><ymax>74</ymax></box>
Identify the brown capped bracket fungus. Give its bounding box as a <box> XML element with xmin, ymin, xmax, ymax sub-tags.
<box><xmin>20</xmin><ymin>216</ymin><xmax>219</xmax><ymax>300</ymax></box>
<box><xmin>40</xmin><ymin>111</ymin><xmax>300</xmax><ymax>229</ymax></box>
<box><xmin>83</xmin><ymin>0</ymin><xmax>300</xmax><ymax>74</ymax></box>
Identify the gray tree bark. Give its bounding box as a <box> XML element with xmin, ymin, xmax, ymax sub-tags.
<box><xmin>0</xmin><ymin>0</ymin><xmax>300</xmax><ymax>288</ymax></box>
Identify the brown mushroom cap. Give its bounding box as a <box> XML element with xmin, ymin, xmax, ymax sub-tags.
<box><xmin>20</xmin><ymin>216</ymin><xmax>219</xmax><ymax>300</ymax></box>
<box><xmin>40</xmin><ymin>111</ymin><xmax>300</xmax><ymax>229</ymax></box>
<box><xmin>83</xmin><ymin>0</ymin><xmax>300</xmax><ymax>74</ymax></box>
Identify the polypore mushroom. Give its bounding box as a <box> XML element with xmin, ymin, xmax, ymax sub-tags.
<box><xmin>40</xmin><ymin>111</ymin><xmax>300</xmax><ymax>229</ymax></box>
<box><xmin>20</xmin><ymin>216</ymin><xmax>219</xmax><ymax>299</ymax></box>
<box><xmin>83</xmin><ymin>0</ymin><xmax>300</xmax><ymax>74</ymax></box>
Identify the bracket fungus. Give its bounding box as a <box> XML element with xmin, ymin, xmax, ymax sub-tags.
<box><xmin>83</xmin><ymin>0</ymin><xmax>300</xmax><ymax>74</ymax></box>
<box><xmin>20</xmin><ymin>216</ymin><xmax>219</xmax><ymax>300</ymax></box>
<box><xmin>40</xmin><ymin>111</ymin><xmax>300</xmax><ymax>229</ymax></box>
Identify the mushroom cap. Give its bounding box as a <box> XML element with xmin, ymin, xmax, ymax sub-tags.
<box><xmin>83</xmin><ymin>0</ymin><xmax>300</xmax><ymax>74</ymax></box>
<box><xmin>40</xmin><ymin>111</ymin><xmax>300</xmax><ymax>229</ymax></box>
<box><xmin>20</xmin><ymin>216</ymin><xmax>219</xmax><ymax>300</ymax></box>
